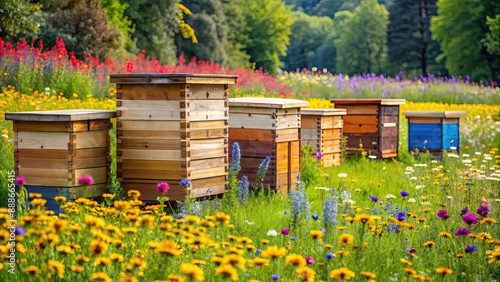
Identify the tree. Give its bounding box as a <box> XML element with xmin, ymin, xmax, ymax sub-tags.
<box><xmin>220</xmin><ymin>0</ymin><xmax>251</xmax><ymax>69</ymax></box>
<box><xmin>387</xmin><ymin>0</ymin><xmax>443</xmax><ymax>76</ymax></box>
<box><xmin>179</xmin><ymin>0</ymin><xmax>228</xmax><ymax>65</ymax></box>
<box><xmin>430</xmin><ymin>0</ymin><xmax>500</xmax><ymax>84</ymax></box>
<box><xmin>122</xmin><ymin>0</ymin><xmax>180</xmax><ymax>64</ymax></box>
<box><xmin>483</xmin><ymin>14</ymin><xmax>500</xmax><ymax>58</ymax></box>
<box><xmin>241</xmin><ymin>0</ymin><xmax>293</xmax><ymax>74</ymax></box>
<box><xmin>334</xmin><ymin>0</ymin><xmax>389</xmax><ymax>74</ymax></box>
<box><xmin>38</xmin><ymin>0</ymin><xmax>121</xmax><ymax>60</ymax></box>
<box><xmin>282</xmin><ymin>11</ymin><xmax>335</xmax><ymax>71</ymax></box>
<box><xmin>0</xmin><ymin>0</ymin><xmax>43</xmax><ymax>41</ymax></box>
<box><xmin>101</xmin><ymin>0</ymin><xmax>134</xmax><ymax>58</ymax></box>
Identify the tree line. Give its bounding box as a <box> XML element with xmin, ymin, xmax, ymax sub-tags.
<box><xmin>1</xmin><ymin>0</ymin><xmax>499</xmax><ymax>84</ymax></box>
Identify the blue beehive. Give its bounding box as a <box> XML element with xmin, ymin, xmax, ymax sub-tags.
<box><xmin>403</xmin><ymin>111</ymin><xmax>466</xmax><ymax>159</ymax></box>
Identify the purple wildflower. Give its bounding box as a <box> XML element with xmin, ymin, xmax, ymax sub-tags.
<box><xmin>465</xmin><ymin>244</ymin><xmax>477</xmax><ymax>253</ymax></box>
<box><xmin>461</xmin><ymin>207</ymin><xmax>468</xmax><ymax>216</ymax></box>
<box><xmin>454</xmin><ymin>227</ymin><xmax>470</xmax><ymax>236</ymax></box>
<box><xmin>311</xmin><ymin>214</ymin><xmax>319</xmax><ymax>220</ymax></box>
<box><xmin>15</xmin><ymin>226</ymin><xmax>26</xmax><ymax>236</ymax></box>
<box><xmin>462</xmin><ymin>213</ymin><xmax>478</xmax><ymax>225</ymax></box>
<box><xmin>316</xmin><ymin>151</ymin><xmax>324</xmax><ymax>160</ymax></box>
<box><xmin>437</xmin><ymin>210</ymin><xmax>450</xmax><ymax>220</ymax></box>
<box><xmin>369</xmin><ymin>195</ymin><xmax>379</xmax><ymax>202</ymax></box>
<box><xmin>306</xmin><ymin>256</ymin><xmax>314</xmax><ymax>265</ymax></box>
<box><xmin>400</xmin><ymin>190</ymin><xmax>409</xmax><ymax>197</ymax></box>
<box><xmin>326</xmin><ymin>253</ymin><xmax>335</xmax><ymax>259</ymax></box>
<box><xmin>397</xmin><ymin>211</ymin><xmax>406</xmax><ymax>221</ymax></box>
<box><xmin>476</xmin><ymin>205</ymin><xmax>490</xmax><ymax>218</ymax></box>
<box><xmin>272</xmin><ymin>274</ymin><xmax>280</xmax><ymax>280</ymax></box>
<box><xmin>280</xmin><ymin>228</ymin><xmax>290</xmax><ymax>236</ymax></box>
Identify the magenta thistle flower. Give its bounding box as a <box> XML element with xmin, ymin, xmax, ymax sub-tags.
<box><xmin>15</xmin><ymin>177</ymin><xmax>26</xmax><ymax>186</ymax></box>
<box><xmin>436</xmin><ymin>209</ymin><xmax>450</xmax><ymax>220</ymax></box>
<box><xmin>156</xmin><ymin>182</ymin><xmax>170</xmax><ymax>195</ymax></box>
<box><xmin>476</xmin><ymin>205</ymin><xmax>490</xmax><ymax>218</ymax></box>
<box><xmin>454</xmin><ymin>227</ymin><xmax>470</xmax><ymax>236</ymax></box>
<box><xmin>280</xmin><ymin>228</ymin><xmax>290</xmax><ymax>236</ymax></box>
<box><xmin>462</xmin><ymin>213</ymin><xmax>478</xmax><ymax>225</ymax></box>
<box><xmin>77</xmin><ymin>175</ymin><xmax>94</xmax><ymax>186</ymax></box>
<box><xmin>305</xmin><ymin>256</ymin><xmax>314</xmax><ymax>265</ymax></box>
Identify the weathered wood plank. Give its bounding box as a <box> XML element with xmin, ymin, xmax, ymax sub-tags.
<box><xmin>118</xmin><ymin>138</ymin><xmax>180</xmax><ymax>150</ymax></box>
<box><xmin>17</xmin><ymin>132</ymin><xmax>70</xmax><ymax>150</ymax></box>
<box><xmin>334</xmin><ymin>104</ymin><xmax>379</xmax><ymax>115</ymax></box>
<box><xmin>118</xmin><ymin>84</ymin><xmax>182</xmax><ymax>100</ymax></box>
<box><xmin>117</xmin><ymin>120</ymin><xmax>180</xmax><ymax>130</ymax></box>
<box><xmin>14</xmin><ymin>121</ymin><xmax>88</xmax><ymax>132</ymax></box>
<box><xmin>117</xmin><ymin>100</ymin><xmax>180</xmax><ymax>120</ymax></box>
<box><xmin>118</xmin><ymin>149</ymin><xmax>182</xmax><ymax>161</ymax></box>
<box><xmin>119</xmin><ymin>129</ymin><xmax>180</xmax><ymax>139</ymax></box>
<box><xmin>189</xmin><ymin>84</ymin><xmax>227</xmax><ymax>100</ymax></box>
<box><xmin>75</xmin><ymin>131</ymin><xmax>108</xmax><ymax>149</ymax></box>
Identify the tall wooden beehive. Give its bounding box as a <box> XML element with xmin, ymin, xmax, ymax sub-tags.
<box><xmin>301</xmin><ymin>108</ymin><xmax>346</xmax><ymax>167</ymax></box>
<box><xmin>5</xmin><ymin>109</ymin><xmax>115</xmax><ymax>212</ymax></box>
<box><xmin>110</xmin><ymin>74</ymin><xmax>238</xmax><ymax>202</ymax></box>
<box><xmin>403</xmin><ymin>111</ymin><xmax>466</xmax><ymax>159</ymax></box>
<box><xmin>330</xmin><ymin>99</ymin><xmax>406</xmax><ymax>158</ymax></box>
<box><xmin>228</xmin><ymin>97</ymin><xmax>308</xmax><ymax>193</ymax></box>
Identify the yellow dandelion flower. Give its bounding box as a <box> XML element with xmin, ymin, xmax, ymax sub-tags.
<box><xmin>329</xmin><ymin>267</ymin><xmax>355</xmax><ymax>280</ymax></box>
<box><xmin>248</xmin><ymin>257</ymin><xmax>270</xmax><ymax>267</ymax></box>
<box><xmin>354</xmin><ymin>214</ymin><xmax>374</xmax><ymax>223</ymax></box>
<box><xmin>120</xmin><ymin>276</ymin><xmax>139</xmax><ymax>282</ymax></box>
<box><xmin>91</xmin><ymin>272</ymin><xmax>113</xmax><ymax>282</ymax></box>
<box><xmin>56</xmin><ymin>245</ymin><xmax>72</xmax><ymax>254</ymax></box>
<box><xmin>310</xmin><ymin>230</ymin><xmax>324</xmax><ymax>239</ymax></box>
<box><xmin>338</xmin><ymin>233</ymin><xmax>354</xmax><ymax>246</ymax></box>
<box><xmin>48</xmin><ymin>260</ymin><xmax>65</xmax><ymax>278</ymax></box>
<box><xmin>262</xmin><ymin>245</ymin><xmax>287</xmax><ymax>259</ymax></box>
<box><xmin>361</xmin><ymin>271</ymin><xmax>377</xmax><ymax>278</ymax></box>
<box><xmin>167</xmin><ymin>274</ymin><xmax>187</xmax><ymax>282</ymax></box>
<box><xmin>404</xmin><ymin>268</ymin><xmax>416</xmax><ymax>274</ymax></box>
<box><xmin>222</xmin><ymin>254</ymin><xmax>246</xmax><ymax>269</ymax></box>
<box><xmin>180</xmin><ymin>263</ymin><xmax>205</xmax><ymax>281</ymax></box>
<box><xmin>423</xmin><ymin>241</ymin><xmax>435</xmax><ymax>247</ymax></box>
<box><xmin>94</xmin><ymin>257</ymin><xmax>112</xmax><ymax>266</ymax></box>
<box><xmin>71</xmin><ymin>265</ymin><xmax>84</xmax><ymax>273</ymax></box>
<box><xmin>436</xmin><ymin>267</ymin><xmax>453</xmax><ymax>275</ymax></box>
<box><xmin>90</xmin><ymin>240</ymin><xmax>108</xmax><ymax>255</ymax></box>
<box><xmin>296</xmin><ymin>266</ymin><xmax>316</xmax><ymax>282</ymax></box>
<box><xmin>129</xmin><ymin>257</ymin><xmax>147</xmax><ymax>268</ymax></box>
<box><xmin>154</xmin><ymin>240</ymin><xmax>182</xmax><ymax>256</ymax></box>
<box><xmin>25</xmin><ymin>265</ymin><xmax>42</xmax><ymax>276</ymax></box>
<box><xmin>214</xmin><ymin>212</ymin><xmax>231</xmax><ymax>225</ymax></box>
<box><xmin>439</xmin><ymin>232</ymin><xmax>452</xmax><ymax>238</ymax></box>
<box><xmin>285</xmin><ymin>254</ymin><xmax>307</xmax><ymax>267</ymax></box>
<box><xmin>401</xmin><ymin>258</ymin><xmax>413</xmax><ymax>266</ymax></box>
<box><xmin>215</xmin><ymin>264</ymin><xmax>238</xmax><ymax>281</ymax></box>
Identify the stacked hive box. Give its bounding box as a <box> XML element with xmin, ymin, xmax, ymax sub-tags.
<box><xmin>110</xmin><ymin>73</ymin><xmax>238</xmax><ymax>202</ymax></box>
<box><xmin>5</xmin><ymin>109</ymin><xmax>115</xmax><ymax>212</ymax></box>
<box><xmin>330</xmin><ymin>99</ymin><xmax>406</xmax><ymax>158</ymax></box>
<box><xmin>403</xmin><ymin>111</ymin><xmax>466</xmax><ymax>159</ymax></box>
<box><xmin>228</xmin><ymin>97</ymin><xmax>308</xmax><ymax>193</ymax></box>
<box><xmin>301</xmin><ymin>108</ymin><xmax>346</xmax><ymax>167</ymax></box>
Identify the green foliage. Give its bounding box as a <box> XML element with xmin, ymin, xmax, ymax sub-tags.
<box><xmin>38</xmin><ymin>0</ymin><xmax>121</xmax><ymax>60</ymax></box>
<box><xmin>101</xmin><ymin>0</ymin><xmax>135</xmax><ymax>58</ymax></box>
<box><xmin>334</xmin><ymin>0</ymin><xmax>389</xmax><ymax>74</ymax></box>
<box><xmin>220</xmin><ymin>0</ymin><xmax>251</xmax><ymax>69</ymax></box>
<box><xmin>122</xmin><ymin>0</ymin><xmax>180</xmax><ymax>64</ymax></box>
<box><xmin>387</xmin><ymin>0</ymin><xmax>443</xmax><ymax>76</ymax></box>
<box><xmin>483</xmin><ymin>14</ymin><xmax>500</xmax><ymax>56</ymax></box>
<box><xmin>282</xmin><ymin>11</ymin><xmax>335</xmax><ymax>71</ymax></box>
<box><xmin>241</xmin><ymin>0</ymin><xmax>293</xmax><ymax>74</ymax></box>
<box><xmin>179</xmin><ymin>0</ymin><xmax>228</xmax><ymax>64</ymax></box>
<box><xmin>0</xmin><ymin>0</ymin><xmax>43</xmax><ymax>41</ymax></box>
<box><xmin>430</xmin><ymin>0</ymin><xmax>500</xmax><ymax>84</ymax></box>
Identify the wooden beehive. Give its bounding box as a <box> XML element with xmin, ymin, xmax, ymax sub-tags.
<box><xmin>110</xmin><ymin>73</ymin><xmax>238</xmax><ymax>202</ymax></box>
<box><xmin>403</xmin><ymin>111</ymin><xmax>466</xmax><ymax>159</ymax></box>
<box><xmin>330</xmin><ymin>99</ymin><xmax>406</xmax><ymax>158</ymax></box>
<box><xmin>5</xmin><ymin>109</ymin><xmax>115</xmax><ymax>212</ymax></box>
<box><xmin>301</xmin><ymin>108</ymin><xmax>346</xmax><ymax>167</ymax></box>
<box><xmin>228</xmin><ymin>97</ymin><xmax>308</xmax><ymax>193</ymax></box>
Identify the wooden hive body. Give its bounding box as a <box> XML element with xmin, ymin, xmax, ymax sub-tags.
<box><xmin>5</xmin><ymin>109</ymin><xmax>115</xmax><ymax>212</ymax></box>
<box><xmin>330</xmin><ymin>99</ymin><xmax>405</xmax><ymax>158</ymax></box>
<box><xmin>111</xmin><ymin>73</ymin><xmax>238</xmax><ymax>202</ymax></box>
<box><xmin>301</xmin><ymin>108</ymin><xmax>346</xmax><ymax>167</ymax></box>
<box><xmin>403</xmin><ymin>111</ymin><xmax>466</xmax><ymax>159</ymax></box>
<box><xmin>228</xmin><ymin>97</ymin><xmax>308</xmax><ymax>193</ymax></box>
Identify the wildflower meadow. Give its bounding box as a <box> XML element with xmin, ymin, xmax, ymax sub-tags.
<box><xmin>0</xmin><ymin>39</ymin><xmax>500</xmax><ymax>281</ymax></box>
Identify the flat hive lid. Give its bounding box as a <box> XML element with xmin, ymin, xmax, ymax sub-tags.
<box><xmin>110</xmin><ymin>73</ymin><xmax>238</xmax><ymax>84</ymax></box>
<box><xmin>403</xmin><ymin>111</ymin><xmax>467</xmax><ymax>118</ymax></box>
<box><xmin>301</xmin><ymin>108</ymin><xmax>347</xmax><ymax>116</ymax></box>
<box><xmin>5</xmin><ymin>109</ymin><xmax>116</xmax><ymax>122</ymax></box>
<box><xmin>229</xmin><ymin>97</ymin><xmax>308</xmax><ymax>109</ymax></box>
<box><xmin>331</xmin><ymin>98</ymin><xmax>406</xmax><ymax>105</ymax></box>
